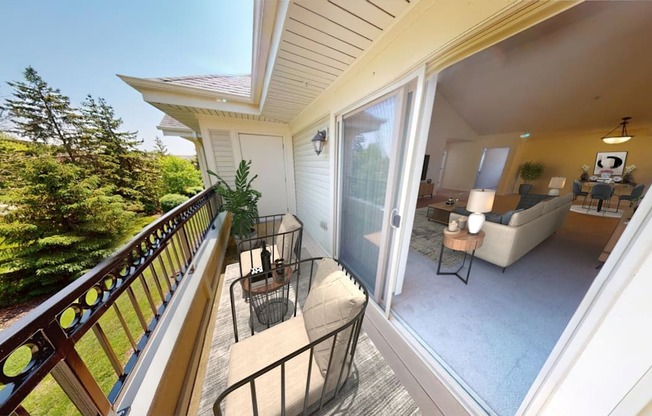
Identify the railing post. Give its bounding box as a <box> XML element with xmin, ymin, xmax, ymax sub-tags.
<box><xmin>44</xmin><ymin>325</ymin><xmax>115</xmax><ymax>416</ymax></box>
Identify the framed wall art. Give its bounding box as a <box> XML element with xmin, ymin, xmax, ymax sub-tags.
<box><xmin>594</xmin><ymin>151</ymin><xmax>627</xmax><ymax>176</ymax></box>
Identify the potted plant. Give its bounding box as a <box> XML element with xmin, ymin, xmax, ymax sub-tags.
<box><xmin>518</xmin><ymin>161</ymin><xmax>544</xmax><ymax>194</ymax></box>
<box><xmin>622</xmin><ymin>164</ymin><xmax>636</xmax><ymax>183</ymax></box>
<box><xmin>208</xmin><ymin>160</ymin><xmax>262</xmax><ymax>244</ymax></box>
<box><xmin>580</xmin><ymin>164</ymin><xmax>590</xmax><ymax>181</ymax></box>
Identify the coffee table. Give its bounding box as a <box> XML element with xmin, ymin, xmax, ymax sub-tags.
<box><xmin>427</xmin><ymin>201</ymin><xmax>466</xmax><ymax>224</ymax></box>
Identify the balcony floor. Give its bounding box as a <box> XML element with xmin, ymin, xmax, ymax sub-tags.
<box><xmin>197</xmin><ymin>254</ymin><xmax>420</xmax><ymax>415</ymax></box>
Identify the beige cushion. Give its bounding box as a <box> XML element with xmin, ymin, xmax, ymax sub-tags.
<box><xmin>312</xmin><ymin>258</ymin><xmax>341</xmax><ymax>288</ymax></box>
<box><xmin>508</xmin><ymin>202</ymin><xmax>544</xmax><ymax>226</ymax></box>
<box><xmin>239</xmin><ymin>245</ymin><xmax>281</xmax><ymax>276</ymax></box>
<box><xmin>302</xmin><ymin>271</ymin><xmax>365</xmax><ymax>391</ymax></box>
<box><xmin>225</xmin><ymin>316</ymin><xmax>325</xmax><ymax>415</ymax></box>
<box><xmin>275</xmin><ymin>213</ymin><xmax>301</xmax><ymax>263</ymax></box>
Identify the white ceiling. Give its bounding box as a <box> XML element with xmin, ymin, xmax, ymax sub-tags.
<box><xmin>437</xmin><ymin>1</ymin><xmax>652</xmax><ymax>136</ymax></box>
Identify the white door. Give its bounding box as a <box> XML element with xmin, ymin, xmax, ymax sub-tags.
<box><xmin>474</xmin><ymin>147</ymin><xmax>510</xmax><ymax>189</ymax></box>
<box><xmin>238</xmin><ymin>134</ymin><xmax>289</xmax><ymax>216</ymax></box>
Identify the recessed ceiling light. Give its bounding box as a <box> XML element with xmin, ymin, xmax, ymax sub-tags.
<box><xmin>217</xmin><ymin>98</ymin><xmax>227</xmax><ymax>103</ymax></box>
<box><xmin>520</xmin><ymin>132</ymin><xmax>531</xmax><ymax>139</ymax></box>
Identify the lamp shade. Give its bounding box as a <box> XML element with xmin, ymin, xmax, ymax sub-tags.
<box><xmin>466</xmin><ymin>189</ymin><xmax>495</xmax><ymax>213</ymax></box>
<box><xmin>548</xmin><ymin>177</ymin><xmax>566</xmax><ymax>189</ymax></box>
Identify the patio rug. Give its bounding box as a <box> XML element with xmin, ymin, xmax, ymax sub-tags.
<box><xmin>198</xmin><ymin>262</ymin><xmax>421</xmax><ymax>416</ymax></box>
<box><xmin>411</xmin><ymin>207</ymin><xmax>465</xmax><ymax>268</ymax></box>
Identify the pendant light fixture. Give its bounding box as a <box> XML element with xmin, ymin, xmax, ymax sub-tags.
<box><xmin>602</xmin><ymin>117</ymin><xmax>633</xmax><ymax>144</ymax></box>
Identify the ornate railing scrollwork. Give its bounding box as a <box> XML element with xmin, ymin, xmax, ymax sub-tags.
<box><xmin>0</xmin><ymin>188</ymin><xmax>221</xmax><ymax>415</ymax></box>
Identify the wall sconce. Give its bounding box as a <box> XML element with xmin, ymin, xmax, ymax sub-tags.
<box><xmin>602</xmin><ymin>116</ymin><xmax>633</xmax><ymax>144</ymax></box>
<box><xmin>311</xmin><ymin>130</ymin><xmax>327</xmax><ymax>155</ymax></box>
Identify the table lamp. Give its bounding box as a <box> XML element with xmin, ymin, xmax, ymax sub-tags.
<box><xmin>547</xmin><ymin>177</ymin><xmax>566</xmax><ymax>196</ymax></box>
<box><xmin>466</xmin><ymin>188</ymin><xmax>496</xmax><ymax>235</ymax></box>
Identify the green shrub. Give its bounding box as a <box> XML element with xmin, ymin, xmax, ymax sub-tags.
<box><xmin>183</xmin><ymin>186</ymin><xmax>204</xmax><ymax>197</ymax></box>
<box><xmin>159</xmin><ymin>193</ymin><xmax>189</xmax><ymax>213</ymax></box>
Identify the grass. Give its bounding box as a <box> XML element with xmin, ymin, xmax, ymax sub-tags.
<box><xmin>1</xmin><ymin>213</ymin><xmax>201</xmax><ymax>415</ymax></box>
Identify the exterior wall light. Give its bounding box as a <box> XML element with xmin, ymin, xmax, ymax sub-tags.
<box><xmin>311</xmin><ymin>130</ymin><xmax>327</xmax><ymax>155</ymax></box>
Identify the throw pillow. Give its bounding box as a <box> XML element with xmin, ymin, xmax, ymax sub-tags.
<box><xmin>312</xmin><ymin>258</ymin><xmax>341</xmax><ymax>288</ymax></box>
<box><xmin>302</xmin><ymin>270</ymin><xmax>366</xmax><ymax>390</ymax></box>
<box><xmin>452</xmin><ymin>206</ymin><xmax>472</xmax><ymax>216</ymax></box>
<box><xmin>485</xmin><ymin>212</ymin><xmax>502</xmax><ymax>223</ymax></box>
<box><xmin>500</xmin><ymin>209</ymin><xmax>523</xmax><ymax>225</ymax></box>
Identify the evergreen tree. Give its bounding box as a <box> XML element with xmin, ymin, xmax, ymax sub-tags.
<box><xmin>0</xmin><ymin>155</ymin><xmax>134</xmax><ymax>305</ymax></box>
<box><xmin>153</xmin><ymin>136</ymin><xmax>168</xmax><ymax>155</ymax></box>
<box><xmin>79</xmin><ymin>95</ymin><xmax>160</xmax><ymax>212</ymax></box>
<box><xmin>1</xmin><ymin>67</ymin><xmax>81</xmax><ymax>161</ymax></box>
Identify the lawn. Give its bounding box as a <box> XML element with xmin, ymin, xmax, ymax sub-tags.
<box><xmin>1</xmin><ymin>214</ymin><xmax>200</xmax><ymax>415</ymax></box>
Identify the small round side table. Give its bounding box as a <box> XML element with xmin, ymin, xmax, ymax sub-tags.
<box><xmin>437</xmin><ymin>230</ymin><xmax>485</xmax><ymax>284</ymax></box>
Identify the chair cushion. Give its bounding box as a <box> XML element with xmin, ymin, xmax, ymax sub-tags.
<box><xmin>302</xmin><ymin>270</ymin><xmax>365</xmax><ymax>387</ymax></box>
<box><xmin>452</xmin><ymin>206</ymin><xmax>472</xmax><ymax>216</ymax></box>
<box><xmin>276</xmin><ymin>213</ymin><xmax>301</xmax><ymax>263</ymax></box>
<box><xmin>226</xmin><ymin>315</ymin><xmax>325</xmax><ymax>415</ymax></box>
<box><xmin>485</xmin><ymin>212</ymin><xmax>502</xmax><ymax>224</ymax></box>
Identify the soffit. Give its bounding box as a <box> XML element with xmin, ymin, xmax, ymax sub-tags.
<box><xmin>437</xmin><ymin>1</ymin><xmax>652</xmax><ymax>136</ymax></box>
<box><xmin>260</xmin><ymin>0</ymin><xmax>412</xmax><ymax>123</ymax></box>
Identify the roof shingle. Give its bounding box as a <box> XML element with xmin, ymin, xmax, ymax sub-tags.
<box><xmin>152</xmin><ymin>74</ymin><xmax>251</xmax><ymax>97</ymax></box>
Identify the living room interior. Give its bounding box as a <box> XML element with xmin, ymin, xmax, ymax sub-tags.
<box><xmin>390</xmin><ymin>2</ymin><xmax>652</xmax><ymax>416</ymax></box>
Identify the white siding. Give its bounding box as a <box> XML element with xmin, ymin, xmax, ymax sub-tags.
<box><xmin>209</xmin><ymin>130</ymin><xmax>236</xmax><ymax>187</ymax></box>
<box><xmin>293</xmin><ymin>124</ymin><xmax>332</xmax><ymax>254</ymax></box>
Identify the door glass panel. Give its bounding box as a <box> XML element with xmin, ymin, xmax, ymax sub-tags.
<box><xmin>338</xmin><ymin>94</ymin><xmax>398</xmax><ymax>293</ymax></box>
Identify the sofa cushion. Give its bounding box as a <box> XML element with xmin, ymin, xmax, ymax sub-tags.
<box><xmin>516</xmin><ymin>193</ymin><xmax>551</xmax><ymax>210</ymax></box>
<box><xmin>275</xmin><ymin>213</ymin><xmax>301</xmax><ymax>263</ymax></box>
<box><xmin>500</xmin><ymin>209</ymin><xmax>523</xmax><ymax>225</ymax></box>
<box><xmin>508</xmin><ymin>202</ymin><xmax>544</xmax><ymax>227</ymax></box>
<box><xmin>226</xmin><ymin>315</ymin><xmax>325</xmax><ymax>415</ymax></box>
<box><xmin>302</xmin><ymin>270</ymin><xmax>365</xmax><ymax>384</ymax></box>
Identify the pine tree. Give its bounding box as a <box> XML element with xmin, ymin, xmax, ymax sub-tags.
<box><xmin>0</xmin><ymin>155</ymin><xmax>134</xmax><ymax>305</ymax></box>
<box><xmin>153</xmin><ymin>136</ymin><xmax>168</xmax><ymax>155</ymax></box>
<box><xmin>79</xmin><ymin>95</ymin><xmax>161</xmax><ymax>212</ymax></box>
<box><xmin>1</xmin><ymin>67</ymin><xmax>81</xmax><ymax>161</ymax></box>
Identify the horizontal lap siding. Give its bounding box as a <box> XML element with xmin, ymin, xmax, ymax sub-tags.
<box><xmin>209</xmin><ymin>130</ymin><xmax>236</xmax><ymax>188</ymax></box>
<box><xmin>293</xmin><ymin>126</ymin><xmax>332</xmax><ymax>254</ymax></box>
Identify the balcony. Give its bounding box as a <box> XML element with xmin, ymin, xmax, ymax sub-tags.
<box><xmin>0</xmin><ymin>189</ymin><xmax>418</xmax><ymax>415</ymax></box>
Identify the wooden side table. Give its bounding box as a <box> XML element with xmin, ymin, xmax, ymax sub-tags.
<box><xmin>437</xmin><ymin>230</ymin><xmax>485</xmax><ymax>284</ymax></box>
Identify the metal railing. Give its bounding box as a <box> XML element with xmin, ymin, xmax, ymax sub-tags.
<box><xmin>0</xmin><ymin>188</ymin><xmax>221</xmax><ymax>416</ymax></box>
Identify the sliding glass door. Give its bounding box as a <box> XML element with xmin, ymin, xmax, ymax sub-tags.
<box><xmin>336</xmin><ymin>83</ymin><xmax>415</xmax><ymax>301</ymax></box>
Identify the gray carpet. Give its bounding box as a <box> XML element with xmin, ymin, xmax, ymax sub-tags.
<box><xmin>410</xmin><ymin>207</ymin><xmax>464</xmax><ymax>268</ymax></box>
<box><xmin>392</xmin><ymin>213</ymin><xmax>600</xmax><ymax>415</ymax></box>
<box><xmin>198</xmin><ymin>262</ymin><xmax>420</xmax><ymax>416</ymax></box>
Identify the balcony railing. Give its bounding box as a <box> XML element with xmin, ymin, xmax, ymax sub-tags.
<box><xmin>0</xmin><ymin>188</ymin><xmax>221</xmax><ymax>416</ymax></box>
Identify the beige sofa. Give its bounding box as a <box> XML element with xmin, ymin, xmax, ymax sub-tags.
<box><xmin>450</xmin><ymin>193</ymin><xmax>572</xmax><ymax>269</ymax></box>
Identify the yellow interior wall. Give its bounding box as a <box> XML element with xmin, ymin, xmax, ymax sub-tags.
<box><xmin>505</xmin><ymin>127</ymin><xmax>651</xmax><ymax>195</ymax></box>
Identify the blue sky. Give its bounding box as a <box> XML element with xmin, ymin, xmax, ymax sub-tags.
<box><xmin>0</xmin><ymin>0</ymin><xmax>253</xmax><ymax>155</ymax></box>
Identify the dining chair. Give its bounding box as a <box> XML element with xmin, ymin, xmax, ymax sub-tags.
<box><xmin>615</xmin><ymin>183</ymin><xmax>645</xmax><ymax>212</ymax></box>
<box><xmin>587</xmin><ymin>183</ymin><xmax>613</xmax><ymax>213</ymax></box>
<box><xmin>572</xmin><ymin>180</ymin><xmax>589</xmax><ymax>207</ymax></box>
